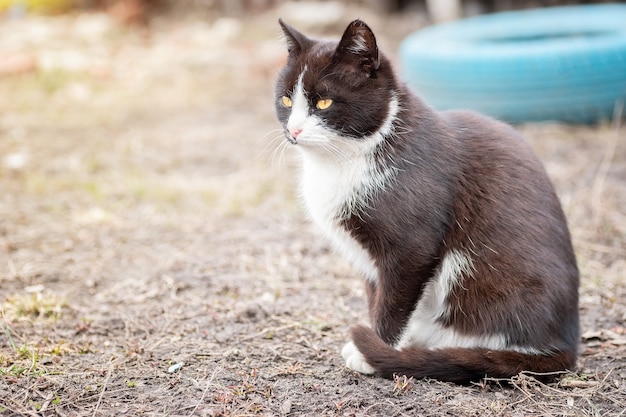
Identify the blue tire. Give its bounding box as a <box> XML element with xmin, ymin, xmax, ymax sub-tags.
<box><xmin>399</xmin><ymin>4</ymin><xmax>626</xmax><ymax>123</ymax></box>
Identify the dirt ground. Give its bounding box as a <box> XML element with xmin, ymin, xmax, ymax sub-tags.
<box><xmin>1</xmin><ymin>5</ymin><xmax>625</xmax><ymax>416</ymax></box>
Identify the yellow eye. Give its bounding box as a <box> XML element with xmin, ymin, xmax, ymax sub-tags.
<box><xmin>316</xmin><ymin>99</ymin><xmax>333</xmax><ymax>110</ymax></box>
<box><xmin>281</xmin><ymin>96</ymin><xmax>292</xmax><ymax>108</ymax></box>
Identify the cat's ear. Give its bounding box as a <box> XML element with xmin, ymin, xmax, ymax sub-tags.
<box><xmin>279</xmin><ymin>18</ymin><xmax>311</xmax><ymax>56</ymax></box>
<box><xmin>334</xmin><ymin>20</ymin><xmax>380</xmax><ymax>77</ymax></box>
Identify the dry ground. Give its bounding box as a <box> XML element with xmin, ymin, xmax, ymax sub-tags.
<box><xmin>1</xmin><ymin>5</ymin><xmax>625</xmax><ymax>416</ymax></box>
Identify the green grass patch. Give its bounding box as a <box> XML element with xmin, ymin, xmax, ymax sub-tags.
<box><xmin>3</xmin><ymin>292</ymin><xmax>67</xmax><ymax>321</ymax></box>
<box><xmin>0</xmin><ymin>342</ymin><xmax>46</xmax><ymax>378</ymax></box>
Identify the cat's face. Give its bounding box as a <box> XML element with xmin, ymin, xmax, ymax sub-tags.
<box><xmin>275</xmin><ymin>20</ymin><xmax>397</xmax><ymax>156</ymax></box>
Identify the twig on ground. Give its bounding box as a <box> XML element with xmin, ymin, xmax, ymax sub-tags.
<box><xmin>92</xmin><ymin>359</ymin><xmax>114</xmax><ymax>417</ymax></box>
<box><xmin>188</xmin><ymin>367</ymin><xmax>221</xmax><ymax>416</ymax></box>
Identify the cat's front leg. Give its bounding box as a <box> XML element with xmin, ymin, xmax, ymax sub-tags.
<box><xmin>367</xmin><ymin>279</ymin><xmax>416</xmax><ymax>345</ymax></box>
<box><xmin>365</xmin><ymin>280</ymin><xmax>377</xmax><ymax>324</ymax></box>
<box><xmin>342</xmin><ymin>278</ymin><xmax>416</xmax><ymax>374</ymax></box>
<box><xmin>341</xmin><ymin>281</ymin><xmax>379</xmax><ymax>374</ymax></box>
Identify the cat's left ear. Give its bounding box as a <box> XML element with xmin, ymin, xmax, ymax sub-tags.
<box><xmin>279</xmin><ymin>18</ymin><xmax>312</xmax><ymax>57</ymax></box>
<box><xmin>334</xmin><ymin>20</ymin><xmax>380</xmax><ymax>77</ymax></box>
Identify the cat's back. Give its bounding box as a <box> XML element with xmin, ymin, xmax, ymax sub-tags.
<box><xmin>438</xmin><ymin>109</ymin><xmax>554</xmax><ymax>196</ymax></box>
<box><xmin>440</xmin><ymin>109</ymin><xmax>535</xmax><ymax>161</ymax></box>
<box><xmin>437</xmin><ymin>108</ymin><xmax>577</xmax><ymax>280</ymax></box>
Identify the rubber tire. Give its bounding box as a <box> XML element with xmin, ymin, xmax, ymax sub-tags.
<box><xmin>399</xmin><ymin>4</ymin><xmax>626</xmax><ymax>124</ymax></box>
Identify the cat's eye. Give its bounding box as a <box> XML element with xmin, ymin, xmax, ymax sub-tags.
<box><xmin>316</xmin><ymin>99</ymin><xmax>333</xmax><ymax>110</ymax></box>
<box><xmin>281</xmin><ymin>96</ymin><xmax>292</xmax><ymax>108</ymax></box>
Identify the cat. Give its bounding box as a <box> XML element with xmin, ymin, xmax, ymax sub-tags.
<box><xmin>274</xmin><ymin>18</ymin><xmax>579</xmax><ymax>383</ymax></box>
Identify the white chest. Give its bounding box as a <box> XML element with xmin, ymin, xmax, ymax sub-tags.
<box><xmin>299</xmin><ymin>153</ymin><xmax>379</xmax><ymax>283</ymax></box>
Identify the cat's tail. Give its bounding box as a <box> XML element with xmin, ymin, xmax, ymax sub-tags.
<box><xmin>350</xmin><ymin>326</ymin><xmax>577</xmax><ymax>384</ymax></box>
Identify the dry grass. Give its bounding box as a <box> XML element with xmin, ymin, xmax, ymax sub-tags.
<box><xmin>1</xmin><ymin>7</ymin><xmax>625</xmax><ymax>417</ymax></box>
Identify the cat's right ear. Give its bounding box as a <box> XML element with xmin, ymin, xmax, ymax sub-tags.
<box><xmin>279</xmin><ymin>19</ymin><xmax>311</xmax><ymax>56</ymax></box>
<box><xmin>334</xmin><ymin>20</ymin><xmax>380</xmax><ymax>78</ymax></box>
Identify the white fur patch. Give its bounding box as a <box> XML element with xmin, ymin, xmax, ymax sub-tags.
<box><xmin>394</xmin><ymin>250</ymin><xmax>509</xmax><ymax>350</ymax></box>
<box><xmin>286</xmin><ymin>68</ymin><xmax>309</xmax><ymax>136</ymax></box>
<box><xmin>341</xmin><ymin>341</ymin><xmax>375</xmax><ymax>374</ymax></box>
<box><xmin>299</xmin><ymin>151</ymin><xmax>385</xmax><ymax>282</ymax></box>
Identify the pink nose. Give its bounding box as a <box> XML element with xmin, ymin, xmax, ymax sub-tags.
<box><xmin>290</xmin><ymin>128</ymin><xmax>302</xmax><ymax>139</ymax></box>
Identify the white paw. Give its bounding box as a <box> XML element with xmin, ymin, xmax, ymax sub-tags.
<box><xmin>341</xmin><ymin>341</ymin><xmax>375</xmax><ymax>375</ymax></box>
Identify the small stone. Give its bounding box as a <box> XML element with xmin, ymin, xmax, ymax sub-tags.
<box><xmin>167</xmin><ymin>362</ymin><xmax>184</xmax><ymax>373</ymax></box>
<box><xmin>280</xmin><ymin>398</ymin><xmax>292</xmax><ymax>415</ymax></box>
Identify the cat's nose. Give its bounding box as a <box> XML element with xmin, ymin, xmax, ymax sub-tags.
<box><xmin>289</xmin><ymin>127</ymin><xmax>302</xmax><ymax>139</ymax></box>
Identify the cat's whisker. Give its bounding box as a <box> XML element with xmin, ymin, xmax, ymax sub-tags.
<box><xmin>267</xmin><ymin>137</ymin><xmax>282</xmax><ymax>166</ymax></box>
<box><xmin>319</xmin><ymin>140</ymin><xmax>351</xmax><ymax>162</ymax></box>
<box><xmin>270</xmin><ymin>137</ymin><xmax>292</xmax><ymax>168</ymax></box>
<box><xmin>258</xmin><ymin>130</ymin><xmax>285</xmax><ymax>154</ymax></box>
<box><xmin>258</xmin><ymin>135</ymin><xmax>285</xmax><ymax>165</ymax></box>
<box><xmin>257</xmin><ymin>128</ymin><xmax>285</xmax><ymax>145</ymax></box>
<box><xmin>299</xmin><ymin>136</ymin><xmax>354</xmax><ymax>162</ymax></box>
<box><xmin>258</xmin><ymin>131</ymin><xmax>293</xmax><ymax>169</ymax></box>
<box><xmin>279</xmin><ymin>140</ymin><xmax>293</xmax><ymax>168</ymax></box>
<box><xmin>261</xmin><ymin>139</ymin><xmax>282</xmax><ymax>160</ymax></box>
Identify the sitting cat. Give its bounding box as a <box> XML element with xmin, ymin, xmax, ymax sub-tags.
<box><xmin>274</xmin><ymin>19</ymin><xmax>579</xmax><ymax>383</ymax></box>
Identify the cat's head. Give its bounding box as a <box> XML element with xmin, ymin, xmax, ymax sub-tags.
<box><xmin>275</xmin><ymin>19</ymin><xmax>398</xmax><ymax>156</ymax></box>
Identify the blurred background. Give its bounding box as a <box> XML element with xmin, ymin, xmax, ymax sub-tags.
<box><xmin>2</xmin><ymin>0</ymin><xmax>626</xmax><ymax>20</ymax></box>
